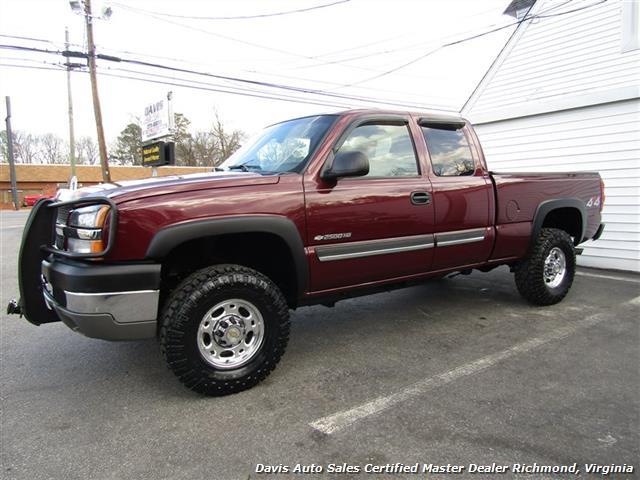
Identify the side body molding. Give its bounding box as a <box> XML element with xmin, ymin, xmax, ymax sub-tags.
<box><xmin>531</xmin><ymin>198</ymin><xmax>587</xmax><ymax>246</ymax></box>
<box><xmin>145</xmin><ymin>215</ymin><xmax>308</xmax><ymax>296</ymax></box>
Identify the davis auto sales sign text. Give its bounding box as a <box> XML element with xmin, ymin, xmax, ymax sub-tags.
<box><xmin>142</xmin><ymin>99</ymin><xmax>170</xmax><ymax>142</ymax></box>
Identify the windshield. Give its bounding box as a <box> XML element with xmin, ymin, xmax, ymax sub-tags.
<box><xmin>220</xmin><ymin>115</ymin><xmax>336</xmax><ymax>174</ymax></box>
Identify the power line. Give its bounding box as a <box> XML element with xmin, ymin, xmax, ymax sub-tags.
<box><xmin>0</xmin><ymin>44</ymin><xmax>58</xmax><ymax>55</ymax></box>
<box><xmin>0</xmin><ymin>61</ymin><xmax>353</xmax><ymax>109</ymax></box>
<box><xmin>0</xmin><ymin>32</ymin><xmax>456</xmax><ymax>103</ymax></box>
<box><xmin>106</xmin><ymin>5</ymin><xmax>354</xmax><ymax>69</ymax></box>
<box><xmin>110</xmin><ymin>55</ymin><xmax>453</xmax><ymax>111</ymax></box>
<box><xmin>292</xmin><ymin>0</ymin><xmax>574</xmax><ymax>70</ymax></box>
<box><xmin>0</xmin><ymin>62</ymin><xmax>65</xmax><ymax>72</ymax></box>
<box><xmin>0</xmin><ymin>44</ymin><xmax>456</xmax><ymax>111</ymax></box>
<box><xmin>99</xmin><ymin>64</ymin><xmax>453</xmax><ymax>111</ymax></box>
<box><xmin>237</xmin><ymin>68</ymin><xmax>455</xmax><ymax>107</ymax></box>
<box><xmin>98</xmin><ymin>69</ymin><xmax>352</xmax><ymax>109</ymax></box>
<box><xmin>340</xmin><ymin>0</ymin><xmax>608</xmax><ymax>88</ymax></box>
<box><xmin>0</xmin><ymin>59</ymin><xmax>368</xmax><ymax>110</ymax></box>
<box><xmin>535</xmin><ymin>0</ymin><xmax>604</xmax><ymax>18</ymax></box>
<box><xmin>279</xmin><ymin>4</ymin><xmax>515</xmax><ymax>70</ymax></box>
<box><xmin>108</xmin><ymin>1</ymin><xmax>497</xmax><ymax>78</ymax></box>
<box><xmin>0</xmin><ymin>33</ymin><xmax>58</xmax><ymax>45</ymax></box>
<box><xmin>100</xmin><ymin>4</ymin><xmax>444</xmax><ymax>78</ymax></box>
<box><xmin>0</xmin><ymin>54</ymin><xmax>454</xmax><ymax>113</ymax></box>
<box><xmin>108</xmin><ymin>0</ymin><xmax>351</xmax><ymax>20</ymax></box>
<box><xmin>0</xmin><ymin>57</ymin><xmax>453</xmax><ymax>112</ymax></box>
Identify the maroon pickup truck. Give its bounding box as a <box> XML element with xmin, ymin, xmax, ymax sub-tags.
<box><xmin>9</xmin><ymin>109</ymin><xmax>605</xmax><ymax>396</ymax></box>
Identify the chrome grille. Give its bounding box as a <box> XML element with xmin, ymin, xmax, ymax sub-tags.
<box><xmin>56</xmin><ymin>206</ymin><xmax>71</xmax><ymax>224</ymax></box>
<box><xmin>54</xmin><ymin>206</ymin><xmax>71</xmax><ymax>249</ymax></box>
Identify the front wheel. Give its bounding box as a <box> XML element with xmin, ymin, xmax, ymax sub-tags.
<box><xmin>514</xmin><ymin>228</ymin><xmax>576</xmax><ymax>306</ymax></box>
<box><xmin>159</xmin><ymin>264</ymin><xmax>290</xmax><ymax>396</ymax></box>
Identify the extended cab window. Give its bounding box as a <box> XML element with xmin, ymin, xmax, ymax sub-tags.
<box><xmin>421</xmin><ymin>126</ymin><xmax>475</xmax><ymax>176</ymax></box>
<box><xmin>337</xmin><ymin>123</ymin><xmax>418</xmax><ymax>178</ymax></box>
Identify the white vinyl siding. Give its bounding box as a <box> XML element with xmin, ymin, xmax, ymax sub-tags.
<box><xmin>464</xmin><ymin>0</ymin><xmax>640</xmax><ymax>271</ymax></box>
<box><xmin>470</xmin><ymin>0</ymin><xmax>640</xmax><ymax>114</ymax></box>
<box><xmin>475</xmin><ymin>99</ymin><xmax>640</xmax><ymax>272</ymax></box>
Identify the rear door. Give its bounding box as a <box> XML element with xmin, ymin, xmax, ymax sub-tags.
<box><xmin>418</xmin><ymin>120</ymin><xmax>494</xmax><ymax>270</ymax></box>
<box><xmin>304</xmin><ymin>115</ymin><xmax>436</xmax><ymax>292</ymax></box>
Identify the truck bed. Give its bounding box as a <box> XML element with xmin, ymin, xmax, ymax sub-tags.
<box><xmin>488</xmin><ymin>171</ymin><xmax>603</xmax><ymax>261</ymax></box>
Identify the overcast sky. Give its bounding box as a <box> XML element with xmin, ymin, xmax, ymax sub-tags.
<box><xmin>0</xmin><ymin>0</ymin><xmax>515</xmax><ymax>141</ymax></box>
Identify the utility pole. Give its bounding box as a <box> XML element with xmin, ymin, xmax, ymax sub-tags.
<box><xmin>84</xmin><ymin>0</ymin><xmax>111</xmax><ymax>183</ymax></box>
<box><xmin>4</xmin><ymin>97</ymin><xmax>19</xmax><ymax>210</ymax></box>
<box><xmin>65</xmin><ymin>27</ymin><xmax>77</xmax><ymax>179</ymax></box>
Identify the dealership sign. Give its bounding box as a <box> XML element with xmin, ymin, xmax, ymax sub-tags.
<box><xmin>142</xmin><ymin>97</ymin><xmax>171</xmax><ymax>142</ymax></box>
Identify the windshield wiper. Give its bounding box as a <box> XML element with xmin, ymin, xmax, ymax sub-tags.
<box><xmin>228</xmin><ymin>164</ymin><xmax>262</xmax><ymax>172</ymax></box>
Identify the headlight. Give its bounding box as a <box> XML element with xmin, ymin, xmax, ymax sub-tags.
<box><xmin>68</xmin><ymin>204</ymin><xmax>110</xmax><ymax>228</ymax></box>
<box><xmin>58</xmin><ymin>204</ymin><xmax>111</xmax><ymax>254</ymax></box>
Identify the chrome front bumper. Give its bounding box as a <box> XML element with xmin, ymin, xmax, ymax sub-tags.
<box><xmin>41</xmin><ymin>259</ymin><xmax>161</xmax><ymax>341</ymax></box>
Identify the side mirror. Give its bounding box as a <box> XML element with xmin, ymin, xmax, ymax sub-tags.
<box><xmin>322</xmin><ymin>150</ymin><xmax>369</xmax><ymax>180</ymax></box>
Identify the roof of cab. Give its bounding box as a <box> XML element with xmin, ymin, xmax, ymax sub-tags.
<box><xmin>337</xmin><ymin>108</ymin><xmax>468</xmax><ymax>126</ymax></box>
<box><xmin>268</xmin><ymin>108</ymin><xmax>468</xmax><ymax>128</ymax></box>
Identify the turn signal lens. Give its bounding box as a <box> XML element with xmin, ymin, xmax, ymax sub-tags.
<box><xmin>67</xmin><ymin>237</ymin><xmax>105</xmax><ymax>254</ymax></box>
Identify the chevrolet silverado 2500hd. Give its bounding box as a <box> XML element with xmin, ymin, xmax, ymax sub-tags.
<box><xmin>8</xmin><ymin>109</ymin><xmax>605</xmax><ymax>396</ymax></box>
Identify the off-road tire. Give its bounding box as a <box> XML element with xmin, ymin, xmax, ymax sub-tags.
<box><xmin>159</xmin><ymin>264</ymin><xmax>290</xmax><ymax>396</ymax></box>
<box><xmin>514</xmin><ymin>228</ymin><xmax>576</xmax><ymax>306</ymax></box>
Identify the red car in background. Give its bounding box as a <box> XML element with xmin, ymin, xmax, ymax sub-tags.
<box><xmin>23</xmin><ymin>193</ymin><xmax>55</xmax><ymax>207</ymax></box>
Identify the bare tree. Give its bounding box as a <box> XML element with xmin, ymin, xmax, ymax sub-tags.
<box><xmin>17</xmin><ymin>132</ymin><xmax>40</xmax><ymax>164</ymax></box>
<box><xmin>192</xmin><ymin>131</ymin><xmax>219</xmax><ymax>166</ymax></box>
<box><xmin>39</xmin><ymin>133</ymin><xmax>67</xmax><ymax>164</ymax></box>
<box><xmin>1</xmin><ymin>109</ymin><xmax>245</xmax><ymax>168</ymax></box>
<box><xmin>1</xmin><ymin>130</ymin><xmax>39</xmax><ymax>164</ymax></box>
<box><xmin>77</xmin><ymin>136</ymin><xmax>99</xmax><ymax>165</ymax></box>
<box><xmin>211</xmin><ymin>112</ymin><xmax>244</xmax><ymax>165</ymax></box>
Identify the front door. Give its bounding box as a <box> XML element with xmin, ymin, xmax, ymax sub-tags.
<box><xmin>304</xmin><ymin>117</ymin><xmax>436</xmax><ymax>293</ymax></box>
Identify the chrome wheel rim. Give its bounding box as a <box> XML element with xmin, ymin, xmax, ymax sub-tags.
<box><xmin>544</xmin><ymin>247</ymin><xmax>567</xmax><ymax>289</ymax></box>
<box><xmin>197</xmin><ymin>299</ymin><xmax>264</xmax><ymax>369</ymax></box>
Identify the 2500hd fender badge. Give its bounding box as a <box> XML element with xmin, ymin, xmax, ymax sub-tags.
<box><xmin>314</xmin><ymin>232</ymin><xmax>352</xmax><ymax>241</ymax></box>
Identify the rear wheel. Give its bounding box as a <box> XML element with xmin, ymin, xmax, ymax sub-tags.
<box><xmin>160</xmin><ymin>264</ymin><xmax>290</xmax><ymax>396</ymax></box>
<box><xmin>514</xmin><ymin>228</ymin><xmax>576</xmax><ymax>305</ymax></box>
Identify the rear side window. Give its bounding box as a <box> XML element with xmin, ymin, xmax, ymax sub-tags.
<box><xmin>338</xmin><ymin>123</ymin><xmax>419</xmax><ymax>178</ymax></box>
<box><xmin>421</xmin><ymin>126</ymin><xmax>475</xmax><ymax>176</ymax></box>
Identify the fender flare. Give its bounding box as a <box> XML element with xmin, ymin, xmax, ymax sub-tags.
<box><xmin>145</xmin><ymin>215</ymin><xmax>308</xmax><ymax>296</ymax></box>
<box><xmin>531</xmin><ymin>199</ymin><xmax>587</xmax><ymax>246</ymax></box>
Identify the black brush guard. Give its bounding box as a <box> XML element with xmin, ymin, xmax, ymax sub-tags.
<box><xmin>11</xmin><ymin>197</ymin><xmax>117</xmax><ymax>326</ymax></box>
<box><xmin>14</xmin><ymin>199</ymin><xmax>59</xmax><ymax>325</ymax></box>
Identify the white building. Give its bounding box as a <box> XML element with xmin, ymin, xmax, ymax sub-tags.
<box><xmin>463</xmin><ymin>0</ymin><xmax>640</xmax><ymax>272</ymax></box>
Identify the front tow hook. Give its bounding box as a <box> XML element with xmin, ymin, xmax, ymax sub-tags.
<box><xmin>6</xmin><ymin>299</ymin><xmax>22</xmax><ymax>316</ymax></box>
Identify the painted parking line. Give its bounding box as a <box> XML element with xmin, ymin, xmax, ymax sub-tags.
<box><xmin>627</xmin><ymin>296</ymin><xmax>640</xmax><ymax>306</ymax></box>
<box><xmin>576</xmin><ymin>271</ymin><xmax>640</xmax><ymax>283</ymax></box>
<box><xmin>309</xmin><ymin>313</ymin><xmax>605</xmax><ymax>435</ymax></box>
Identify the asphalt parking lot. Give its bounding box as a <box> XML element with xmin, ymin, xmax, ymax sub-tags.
<box><xmin>1</xmin><ymin>209</ymin><xmax>638</xmax><ymax>479</ymax></box>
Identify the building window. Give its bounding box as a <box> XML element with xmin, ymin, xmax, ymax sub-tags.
<box><xmin>622</xmin><ymin>0</ymin><xmax>640</xmax><ymax>52</ymax></box>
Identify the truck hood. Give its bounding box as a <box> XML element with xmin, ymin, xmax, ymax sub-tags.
<box><xmin>56</xmin><ymin>171</ymin><xmax>281</xmax><ymax>204</ymax></box>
